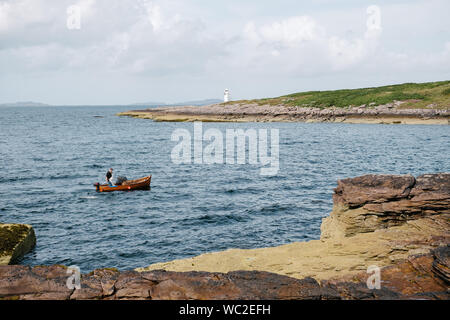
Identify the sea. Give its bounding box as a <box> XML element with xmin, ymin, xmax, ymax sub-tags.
<box><xmin>0</xmin><ymin>105</ymin><xmax>449</xmax><ymax>271</ymax></box>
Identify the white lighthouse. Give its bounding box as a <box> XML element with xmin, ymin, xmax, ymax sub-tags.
<box><xmin>224</xmin><ymin>89</ymin><xmax>230</xmax><ymax>103</ymax></box>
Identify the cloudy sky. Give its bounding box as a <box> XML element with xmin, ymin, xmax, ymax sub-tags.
<box><xmin>0</xmin><ymin>0</ymin><xmax>449</xmax><ymax>105</ymax></box>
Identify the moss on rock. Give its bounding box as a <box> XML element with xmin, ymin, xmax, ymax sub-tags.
<box><xmin>0</xmin><ymin>224</ymin><xmax>36</xmax><ymax>265</ymax></box>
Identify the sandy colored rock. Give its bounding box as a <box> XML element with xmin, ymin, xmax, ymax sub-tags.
<box><xmin>0</xmin><ymin>224</ymin><xmax>36</xmax><ymax>265</ymax></box>
<box><xmin>323</xmin><ymin>173</ymin><xmax>450</xmax><ymax>238</ymax></box>
<box><xmin>138</xmin><ymin>214</ymin><xmax>449</xmax><ymax>281</ymax></box>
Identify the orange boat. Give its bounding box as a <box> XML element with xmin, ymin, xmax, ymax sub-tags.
<box><xmin>94</xmin><ymin>175</ymin><xmax>151</xmax><ymax>192</ymax></box>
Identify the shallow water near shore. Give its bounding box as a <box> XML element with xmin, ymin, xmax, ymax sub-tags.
<box><xmin>0</xmin><ymin>106</ymin><xmax>449</xmax><ymax>271</ymax></box>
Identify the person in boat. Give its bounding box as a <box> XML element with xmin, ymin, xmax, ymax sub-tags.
<box><xmin>106</xmin><ymin>168</ymin><xmax>114</xmax><ymax>186</ymax></box>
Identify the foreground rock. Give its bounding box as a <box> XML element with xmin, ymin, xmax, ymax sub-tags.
<box><xmin>0</xmin><ymin>224</ymin><xmax>36</xmax><ymax>265</ymax></box>
<box><xmin>118</xmin><ymin>102</ymin><xmax>450</xmax><ymax>125</ymax></box>
<box><xmin>0</xmin><ymin>267</ymin><xmax>324</xmax><ymax>300</ymax></box>
<box><xmin>139</xmin><ymin>173</ymin><xmax>449</xmax><ymax>282</ymax></box>
<box><xmin>321</xmin><ymin>173</ymin><xmax>450</xmax><ymax>238</ymax></box>
<box><xmin>0</xmin><ymin>246</ymin><xmax>448</xmax><ymax>300</ymax></box>
<box><xmin>323</xmin><ymin>246</ymin><xmax>449</xmax><ymax>300</ymax></box>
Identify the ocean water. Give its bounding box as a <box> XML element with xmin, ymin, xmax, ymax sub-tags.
<box><xmin>0</xmin><ymin>106</ymin><xmax>449</xmax><ymax>272</ymax></box>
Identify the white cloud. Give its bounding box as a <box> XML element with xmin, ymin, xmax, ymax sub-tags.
<box><xmin>258</xmin><ymin>16</ymin><xmax>323</xmax><ymax>47</ymax></box>
<box><xmin>143</xmin><ymin>2</ymin><xmax>164</xmax><ymax>32</ymax></box>
<box><xmin>0</xmin><ymin>2</ymin><xmax>11</xmax><ymax>32</ymax></box>
<box><xmin>237</xmin><ymin>12</ymin><xmax>383</xmax><ymax>75</ymax></box>
<box><xmin>0</xmin><ymin>0</ymin><xmax>52</xmax><ymax>33</ymax></box>
<box><xmin>328</xmin><ymin>25</ymin><xmax>382</xmax><ymax>70</ymax></box>
<box><xmin>76</xmin><ymin>0</ymin><xmax>96</xmax><ymax>18</ymax></box>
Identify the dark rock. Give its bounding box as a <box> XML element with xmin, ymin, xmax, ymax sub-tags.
<box><xmin>0</xmin><ymin>267</ymin><xmax>332</xmax><ymax>300</ymax></box>
<box><xmin>0</xmin><ymin>265</ymin><xmax>73</xmax><ymax>300</ymax></box>
<box><xmin>71</xmin><ymin>268</ymin><xmax>120</xmax><ymax>300</ymax></box>
<box><xmin>323</xmin><ymin>246</ymin><xmax>450</xmax><ymax>300</ymax></box>
<box><xmin>1</xmin><ymin>251</ymin><xmax>449</xmax><ymax>300</ymax></box>
<box><xmin>332</xmin><ymin>174</ymin><xmax>415</xmax><ymax>207</ymax></box>
<box><xmin>432</xmin><ymin>245</ymin><xmax>450</xmax><ymax>285</ymax></box>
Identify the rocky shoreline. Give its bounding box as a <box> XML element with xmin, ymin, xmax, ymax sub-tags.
<box><xmin>0</xmin><ymin>173</ymin><xmax>448</xmax><ymax>300</ymax></box>
<box><xmin>117</xmin><ymin>102</ymin><xmax>450</xmax><ymax>125</ymax></box>
<box><xmin>0</xmin><ymin>246</ymin><xmax>448</xmax><ymax>300</ymax></box>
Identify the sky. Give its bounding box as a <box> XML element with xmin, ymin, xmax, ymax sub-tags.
<box><xmin>0</xmin><ymin>0</ymin><xmax>449</xmax><ymax>105</ymax></box>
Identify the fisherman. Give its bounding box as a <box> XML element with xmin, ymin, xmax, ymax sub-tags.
<box><xmin>106</xmin><ymin>168</ymin><xmax>114</xmax><ymax>186</ymax></box>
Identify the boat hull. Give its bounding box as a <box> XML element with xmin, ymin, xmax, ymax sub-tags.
<box><xmin>95</xmin><ymin>175</ymin><xmax>151</xmax><ymax>192</ymax></box>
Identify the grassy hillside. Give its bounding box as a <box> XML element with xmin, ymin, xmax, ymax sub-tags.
<box><xmin>233</xmin><ymin>81</ymin><xmax>450</xmax><ymax>109</ymax></box>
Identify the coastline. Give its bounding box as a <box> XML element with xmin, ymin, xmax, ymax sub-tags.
<box><xmin>117</xmin><ymin>102</ymin><xmax>450</xmax><ymax>125</ymax></box>
<box><xmin>1</xmin><ymin>173</ymin><xmax>448</xmax><ymax>300</ymax></box>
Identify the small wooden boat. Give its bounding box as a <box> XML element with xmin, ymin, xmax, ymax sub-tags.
<box><xmin>94</xmin><ymin>175</ymin><xmax>151</xmax><ymax>192</ymax></box>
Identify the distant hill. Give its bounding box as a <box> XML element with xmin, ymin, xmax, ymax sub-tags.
<box><xmin>1</xmin><ymin>99</ymin><xmax>223</xmax><ymax>108</ymax></box>
<box><xmin>0</xmin><ymin>101</ymin><xmax>50</xmax><ymax>107</ymax></box>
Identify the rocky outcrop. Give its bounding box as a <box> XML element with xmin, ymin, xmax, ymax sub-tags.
<box><xmin>0</xmin><ymin>246</ymin><xmax>448</xmax><ymax>300</ymax></box>
<box><xmin>0</xmin><ymin>266</ymin><xmax>327</xmax><ymax>300</ymax></box>
<box><xmin>0</xmin><ymin>224</ymin><xmax>36</xmax><ymax>265</ymax></box>
<box><xmin>323</xmin><ymin>246</ymin><xmax>449</xmax><ymax>300</ymax></box>
<box><xmin>321</xmin><ymin>173</ymin><xmax>450</xmax><ymax>239</ymax></box>
<box><xmin>118</xmin><ymin>103</ymin><xmax>450</xmax><ymax>124</ymax></box>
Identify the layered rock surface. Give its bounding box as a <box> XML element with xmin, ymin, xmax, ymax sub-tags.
<box><xmin>0</xmin><ymin>224</ymin><xmax>36</xmax><ymax>265</ymax></box>
<box><xmin>321</xmin><ymin>173</ymin><xmax>450</xmax><ymax>238</ymax></box>
<box><xmin>0</xmin><ymin>247</ymin><xmax>448</xmax><ymax>300</ymax></box>
<box><xmin>118</xmin><ymin>103</ymin><xmax>450</xmax><ymax>124</ymax></box>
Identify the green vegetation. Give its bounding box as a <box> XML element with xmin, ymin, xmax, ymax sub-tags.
<box><xmin>231</xmin><ymin>80</ymin><xmax>450</xmax><ymax>109</ymax></box>
<box><xmin>0</xmin><ymin>224</ymin><xmax>29</xmax><ymax>255</ymax></box>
